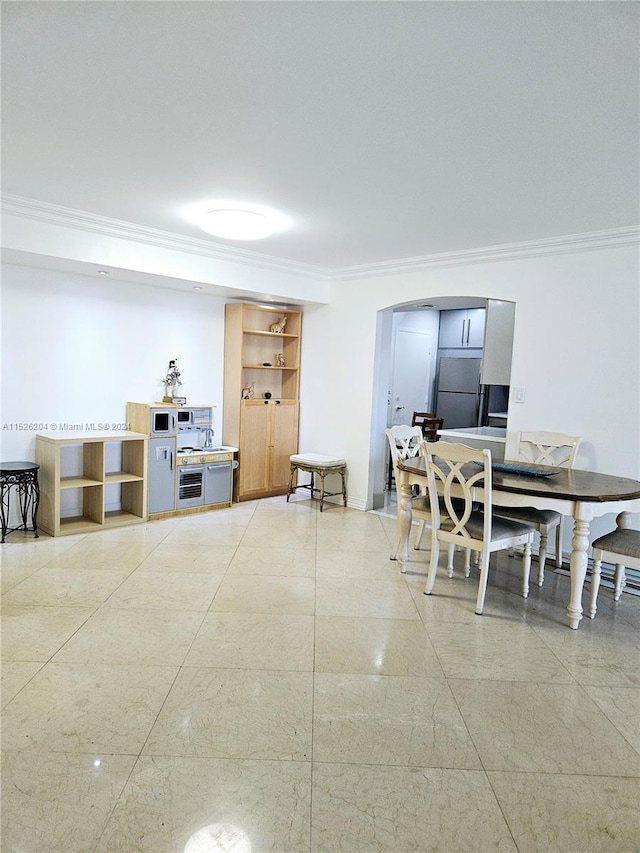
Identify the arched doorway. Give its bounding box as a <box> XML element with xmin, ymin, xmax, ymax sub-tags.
<box><xmin>368</xmin><ymin>296</ymin><xmax>515</xmax><ymax>511</ymax></box>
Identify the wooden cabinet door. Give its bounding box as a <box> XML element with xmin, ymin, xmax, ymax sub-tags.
<box><xmin>239</xmin><ymin>401</ymin><xmax>270</xmax><ymax>498</ymax></box>
<box><xmin>269</xmin><ymin>400</ymin><xmax>299</xmax><ymax>491</ymax></box>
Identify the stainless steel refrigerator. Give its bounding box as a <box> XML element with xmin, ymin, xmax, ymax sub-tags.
<box><xmin>435</xmin><ymin>357</ymin><xmax>482</xmax><ymax>429</ymax></box>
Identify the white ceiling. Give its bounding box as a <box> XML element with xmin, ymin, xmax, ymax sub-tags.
<box><xmin>2</xmin><ymin>1</ymin><xmax>638</xmax><ymax>273</ymax></box>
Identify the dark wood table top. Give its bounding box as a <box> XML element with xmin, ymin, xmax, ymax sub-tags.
<box><xmin>397</xmin><ymin>458</ymin><xmax>640</xmax><ymax>504</ymax></box>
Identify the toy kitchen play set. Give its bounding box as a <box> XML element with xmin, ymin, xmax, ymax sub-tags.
<box><xmin>126</xmin><ymin>402</ymin><xmax>238</xmax><ymax>517</ymax></box>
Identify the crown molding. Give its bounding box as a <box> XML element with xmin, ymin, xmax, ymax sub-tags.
<box><xmin>329</xmin><ymin>226</ymin><xmax>640</xmax><ymax>280</ymax></box>
<box><xmin>3</xmin><ymin>193</ymin><xmax>637</xmax><ymax>282</ymax></box>
<box><xmin>0</xmin><ymin>193</ymin><xmax>329</xmax><ymax>281</ymax></box>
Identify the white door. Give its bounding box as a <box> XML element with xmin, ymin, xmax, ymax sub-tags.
<box><xmin>389</xmin><ymin>327</ymin><xmax>433</xmax><ymax>425</ymax></box>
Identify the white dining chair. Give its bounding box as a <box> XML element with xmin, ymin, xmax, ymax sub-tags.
<box><xmin>385</xmin><ymin>426</ymin><xmax>456</xmax><ymax>572</ymax></box>
<box><xmin>421</xmin><ymin>440</ymin><xmax>535</xmax><ymax>615</ymax></box>
<box><xmin>386</xmin><ymin>426</ymin><xmax>430</xmax><ymax>556</ymax></box>
<box><xmin>588</xmin><ymin>512</ymin><xmax>640</xmax><ymax>618</ymax></box>
<box><xmin>494</xmin><ymin>431</ymin><xmax>581</xmax><ymax>586</ymax></box>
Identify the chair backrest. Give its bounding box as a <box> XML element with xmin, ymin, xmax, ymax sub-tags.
<box><xmin>385</xmin><ymin>425</ymin><xmax>424</xmax><ymax>491</ymax></box>
<box><xmin>513</xmin><ymin>431</ymin><xmax>581</xmax><ymax>468</ymax></box>
<box><xmin>420</xmin><ymin>439</ymin><xmax>491</xmax><ymax>548</ymax></box>
<box><xmin>411</xmin><ymin>411</ymin><xmax>445</xmax><ymax>441</ymax></box>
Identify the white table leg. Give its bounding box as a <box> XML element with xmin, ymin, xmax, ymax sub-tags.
<box><xmin>397</xmin><ymin>472</ymin><xmax>413</xmax><ymax>574</ymax></box>
<box><xmin>567</xmin><ymin>504</ymin><xmax>591</xmax><ymax>629</ymax></box>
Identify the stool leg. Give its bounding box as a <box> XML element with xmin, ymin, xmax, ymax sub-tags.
<box><xmin>0</xmin><ymin>483</ymin><xmax>8</xmax><ymax>544</ymax></box>
<box><xmin>30</xmin><ymin>476</ymin><xmax>40</xmax><ymax>538</ymax></box>
<box><xmin>340</xmin><ymin>469</ymin><xmax>347</xmax><ymax>507</ymax></box>
<box><xmin>319</xmin><ymin>471</ymin><xmax>326</xmax><ymax>511</ymax></box>
<box><xmin>287</xmin><ymin>464</ymin><xmax>297</xmax><ymax>502</ymax></box>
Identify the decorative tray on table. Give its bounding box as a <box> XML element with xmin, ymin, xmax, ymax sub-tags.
<box><xmin>490</xmin><ymin>461</ymin><xmax>561</xmax><ymax>477</ymax></box>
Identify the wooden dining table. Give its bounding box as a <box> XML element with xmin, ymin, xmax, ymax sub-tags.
<box><xmin>396</xmin><ymin>457</ymin><xmax>640</xmax><ymax>629</ymax></box>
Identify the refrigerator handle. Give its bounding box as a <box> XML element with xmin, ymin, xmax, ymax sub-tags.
<box><xmin>170</xmin><ymin>451</ymin><xmax>174</xmax><ymax>471</ymax></box>
<box><xmin>460</xmin><ymin>319</ymin><xmax>465</xmax><ymax>346</ymax></box>
<box><xmin>465</xmin><ymin>318</ymin><xmax>470</xmax><ymax>345</ymax></box>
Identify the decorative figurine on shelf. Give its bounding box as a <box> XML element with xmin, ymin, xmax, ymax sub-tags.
<box><xmin>163</xmin><ymin>359</ymin><xmax>183</xmax><ymax>402</ymax></box>
<box><xmin>241</xmin><ymin>382</ymin><xmax>255</xmax><ymax>400</ymax></box>
<box><xmin>275</xmin><ymin>352</ymin><xmax>285</xmax><ymax>366</ymax></box>
<box><xmin>269</xmin><ymin>315</ymin><xmax>287</xmax><ymax>334</ymax></box>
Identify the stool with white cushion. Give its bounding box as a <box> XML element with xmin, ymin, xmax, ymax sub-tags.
<box><xmin>287</xmin><ymin>453</ymin><xmax>347</xmax><ymax>511</ymax></box>
<box><xmin>588</xmin><ymin>512</ymin><xmax>640</xmax><ymax>619</ymax></box>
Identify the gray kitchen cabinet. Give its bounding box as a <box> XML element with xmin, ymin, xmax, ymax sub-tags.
<box><xmin>438</xmin><ymin>308</ymin><xmax>485</xmax><ymax>349</ymax></box>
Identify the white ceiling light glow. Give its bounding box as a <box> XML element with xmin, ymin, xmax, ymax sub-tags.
<box><xmin>184</xmin><ymin>201</ymin><xmax>290</xmax><ymax>241</ymax></box>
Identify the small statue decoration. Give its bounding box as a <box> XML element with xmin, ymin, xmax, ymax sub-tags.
<box><xmin>241</xmin><ymin>382</ymin><xmax>255</xmax><ymax>400</ymax></box>
<box><xmin>275</xmin><ymin>352</ymin><xmax>285</xmax><ymax>366</ymax></box>
<box><xmin>163</xmin><ymin>359</ymin><xmax>183</xmax><ymax>402</ymax></box>
<box><xmin>269</xmin><ymin>315</ymin><xmax>287</xmax><ymax>334</ymax></box>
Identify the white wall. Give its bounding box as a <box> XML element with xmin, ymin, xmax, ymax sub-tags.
<box><xmin>299</xmin><ymin>242</ymin><xmax>640</xmax><ymax>532</ymax></box>
<box><xmin>0</xmin><ymin>264</ymin><xmax>229</xmax><ymax>461</ymax></box>
<box><xmin>2</xmin><ymin>239</ymin><xmax>639</xmax><ymax>539</ymax></box>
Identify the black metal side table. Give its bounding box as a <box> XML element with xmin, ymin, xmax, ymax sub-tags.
<box><xmin>0</xmin><ymin>461</ymin><xmax>40</xmax><ymax>543</ymax></box>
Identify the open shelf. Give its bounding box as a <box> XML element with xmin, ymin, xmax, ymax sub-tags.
<box><xmin>59</xmin><ymin>515</ymin><xmax>103</xmax><ymax>534</ymax></box>
<box><xmin>104</xmin><ymin>508</ymin><xmax>144</xmax><ymax>527</ymax></box>
<box><xmin>60</xmin><ymin>475</ymin><xmax>102</xmax><ymax>489</ymax></box>
<box><xmin>36</xmin><ymin>431</ymin><xmax>148</xmax><ymax>536</ymax></box>
<box><xmin>224</xmin><ymin>302</ymin><xmax>301</xmax><ymax>501</ymax></box>
<box><xmin>104</xmin><ymin>471</ymin><xmax>144</xmax><ymax>484</ymax></box>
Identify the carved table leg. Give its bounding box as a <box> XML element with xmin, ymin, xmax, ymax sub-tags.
<box><xmin>397</xmin><ymin>472</ymin><xmax>413</xmax><ymax>574</ymax></box>
<box><xmin>567</xmin><ymin>505</ymin><xmax>591</xmax><ymax>629</ymax></box>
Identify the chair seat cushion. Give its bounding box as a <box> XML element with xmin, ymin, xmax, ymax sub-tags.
<box><xmin>412</xmin><ymin>496</ymin><xmax>431</xmax><ymax>513</ymax></box>
<box><xmin>441</xmin><ymin>511</ymin><xmax>533</xmax><ymax>541</ymax></box>
<box><xmin>290</xmin><ymin>453</ymin><xmax>346</xmax><ymax>468</ymax></box>
<box><xmin>592</xmin><ymin>528</ymin><xmax>640</xmax><ymax>560</ymax></box>
<box><xmin>411</xmin><ymin>496</ymin><xmax>463</xmax><ymax>516</ymax></box>
<box><xmin>494</xmin><ymin>505</ymin><xmax>561</xmax><ymax>526</ymax></box>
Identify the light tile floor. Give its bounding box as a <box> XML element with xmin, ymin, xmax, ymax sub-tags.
<box><xmin>1</xmin><ymin>496</ymin><xmax>639</xmax><ymax>852</ymax></box>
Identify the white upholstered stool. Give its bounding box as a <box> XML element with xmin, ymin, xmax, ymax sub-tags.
<box><xmin>287</xmin><ymin>453</ymin><xmax>347</xmax><ymax>512</ymax></box>
<box><xmin>588</xmin><ymin>512</ymin><xmax>640</xmax><ymax>618</ymax></box>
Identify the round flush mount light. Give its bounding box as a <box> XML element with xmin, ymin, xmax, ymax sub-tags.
<box><xmin>183</xmin><ymin>201</ymin><xmax>290</xmax><ymax>241</ymax></box>
<box><xmin>201</xmin><ymin>209</ymin><xmax>272</xmax><ymax>240</ymax></box>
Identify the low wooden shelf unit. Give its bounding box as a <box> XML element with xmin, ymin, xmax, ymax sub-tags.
<box><xmin>36</xmin><ymin>431</ymin><xmax>148</xmax><ymax>536</ymax></box>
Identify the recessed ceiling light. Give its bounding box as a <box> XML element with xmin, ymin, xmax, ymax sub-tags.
<box><xmin>183</xmin><ymin>201</ymin><xmax>290</xmax><ymax>241</ymax></box>
<box><xmin>97</xmin><ymin>270</ymin><xmax>109</xmax><ymax>275</ymax></box>
<box><xmin>193</xmin><ymin>286</ymin><xmax>203</xmax><ymax>291</ymax></box>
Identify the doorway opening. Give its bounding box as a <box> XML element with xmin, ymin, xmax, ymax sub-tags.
<box><xmin>369</xmin><ymin>296</ymin><xmax>515</xmax><ymax>512</ymax></box>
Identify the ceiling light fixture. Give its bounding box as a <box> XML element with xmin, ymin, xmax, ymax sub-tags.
<box><xmin>183</xmin><ymin>200</ymin><xmax>290</xmax><ymax>241</ymax></box>
<box><xmin>201</xmin><ymin>209</ymin><xmax>271</xmax><ymax>240</ymax></box>
<box><xmin>97</xmin><ymin>270</ymin><xmax>109</xmax><ymax>275</ymax></box>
